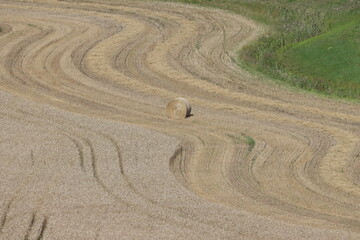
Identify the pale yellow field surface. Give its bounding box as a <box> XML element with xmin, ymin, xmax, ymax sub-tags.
<box><xmin>0</xmin><ymin>0</ymin><xmax>359</xmax><ymax>239</ymax></box>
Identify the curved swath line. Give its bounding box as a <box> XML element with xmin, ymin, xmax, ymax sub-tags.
<box><xmin>7</xmin><ymin>3</ymin><xmax>354</xmax><ymax>125</ymax></box>
<box><xmin>68</xmin><ymin>130</ymin><xmax>245</xmax><ymax>236</ymax></box>
<box><xmin>6</xmin><ymin>28</ymin><xmax>55</xmax><ymax>87</ymax></box>
<box><xmin>82</xmin><ymin>134</ymin><xmax>236</xmax><ymax>236</ymax></box>
<box><xmin>0</xmin><ymin>0</ymin><xmax>360</xmax><ymax>238</ymax></box>
<box><xmin>1</xmin><ymin>104</ymin><xmax>235</xmax><ymax>238</ymax></box>
<box><xmin>0</xmin><ymin>107</ymin><xmax>204</xmax><ymax>234</ymax></box>
<box><xmin>248</xmin><ymin>125</ymin><xmax>359</xmax><ymax>221</ymax></box>
<box><xmin>23</xmin><ymin>213</ymin><xmax>36</xmax><ymax>240</ymax></box>
<box><xmin>0</xmin><ymin>141</ymin><xmax>39</xmax><ymax>235</ymax></box>
<box><xmin>74</xmin><ymin>0</ymin><xmax>356</xmax><ymax>127</ymax></box>
<box><xmin>23</xmin><ymin>213</ymin><xmax>47</xmax><ymax>240</ymax></box>
<box><xmin>78</xmin><ymin>5</ymin><xmax>358</xmax><ymax>226</ymax></box>
<box><xmin>0</xmin><ymin>106</ymin><xmax>245</xmax><ymax>237</ymax></box>
<box><xmin>228</xmin><ymin>143</ymin><xmax>360</xmax><ymax>230</ymax></box>
<box><xmin>4</xmin><ymin>17</ymin><xmax>103</xmax><ymax>96</ymax></box>
<box><xmin>9</xmin><ymin>3</ymin><xmax>358</xmax><ymax>220</ymax></box>
<box><xmin>112</xmin><ymin>9</ymin><xmax>220</xmax><ymax>92</ymax></box>
<box><xmin>0</xmin><ymin>201</ymin><xmax>11</xmax><ymax>233</ymax></box>
<box><xmin>1</xmin><ymin>12</ymin><xmax>170</xmax><ymax>122</ymax></box>
<box><xmin>0</xmin><ymin>22</ymin><xmax>159</xmax><ymax>122</ymax></box>
<box><xmin>66</xmin><ymin>136</ymin><xmax>86</xmax><ymax>173</ymax></box>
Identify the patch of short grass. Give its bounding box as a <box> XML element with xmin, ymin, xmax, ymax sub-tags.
<box><xmin>238</xmin><ymin>3</ymin><xmax>359</xmax><ymax>99</ymax></box>
<box><xmin>279</xmin><ymin>19</ymin><xmax>360</xmax><ymax>97</ymax></box>
<box><xmin>227</xmin><ymin>133</ymin><xmax>255</xmax><ymax>152</ymax></box>
<box><xmin>153</xmin><ymin>0</ymin><xmax>359</xmax><ymax>99</ymax></box>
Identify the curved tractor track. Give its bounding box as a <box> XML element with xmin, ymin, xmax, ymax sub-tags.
<box><xmin>0</xmin><ymin>0</ymin><xmax>359</xmax><ymax>239</ymax></box>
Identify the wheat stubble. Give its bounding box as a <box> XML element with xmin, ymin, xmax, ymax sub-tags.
<box><xmin>0</xmin><ymin>0</ymin><xmax>359</xmax><ymax>239</ymax></box>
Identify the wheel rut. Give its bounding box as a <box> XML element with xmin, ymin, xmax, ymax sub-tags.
<box><xmin>0</xmin><ymin>0</ymin><xmax>359</xmax><ymax>239</ymax></box>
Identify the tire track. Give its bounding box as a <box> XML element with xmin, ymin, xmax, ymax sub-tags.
<box><xmin>0</xmin><ymin>101</ymin><xmax>243</xmax><ymax>239</ymax></box>
<box><xmin>0</xmin><ymin>0</ymin><xmax>359</xmax><ymax>239</ymax></box>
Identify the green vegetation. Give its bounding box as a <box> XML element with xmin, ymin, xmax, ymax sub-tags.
<box><xmin>227</xmin><ymin>133</ymin><xmax>255</xmax><ymax>152</ymax></box>
<box><xmin>280</xmin><ymin>17</ymin><xmax>360</xmax><ymax>97</ymax></box>
<box><xmin>156</xmin><ymin>0</ymin><xmax>360</xmax><ymax>99</ymax></box>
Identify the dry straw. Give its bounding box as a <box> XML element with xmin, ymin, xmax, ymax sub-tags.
<box><xmin>166</xmin><ymin>97</ymin><xmax>191</xmax><ymax>119</ymax></box>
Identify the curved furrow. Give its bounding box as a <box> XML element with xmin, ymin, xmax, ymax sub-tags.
<box><xmin>0</xmin><ymin>0</ymin><xmax>359</xmax><ymax>239</ymax></box>
<box><xmin>0</xmin><ymin>97</ymin><xmax>254</xmax><ymax>239</ymax></box>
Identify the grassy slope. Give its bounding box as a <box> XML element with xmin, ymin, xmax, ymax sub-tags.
<box><xmin>155</xmin><ymin>0</ymin><xmax>360</xmax><ymax>99</ymax></box>
<box><xmin>279</xmin><ymin>14</ymin><xmax>360</xmax><ymax>97</ymax></box>
<box><xmin>285</xmin><ymin>22</ymin><xmax>360</xmax><ymax>85</ymax></box>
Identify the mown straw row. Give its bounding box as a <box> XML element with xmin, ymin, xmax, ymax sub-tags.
<box><xmin>0</xmin><ymin>0</ymin><xmax>359</xmax><ymax>239</ymax></box>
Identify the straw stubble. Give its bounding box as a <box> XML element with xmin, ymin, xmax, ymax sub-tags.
<box><xmin>0</xmin><ymin>0</ymin><xmax>359</xmax><ymax>239</ymax></box>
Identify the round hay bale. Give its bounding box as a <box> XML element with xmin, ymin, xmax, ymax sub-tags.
<box><xmin>166</xmin><ymin>97</ymin><xmax>191</xmax><ymax>119</ymax></box>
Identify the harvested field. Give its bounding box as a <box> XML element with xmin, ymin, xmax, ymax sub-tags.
<box><xmin>0</xmin><ymin>0</ymin><xmax>359</xmax><ymax>239</ymax></box>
